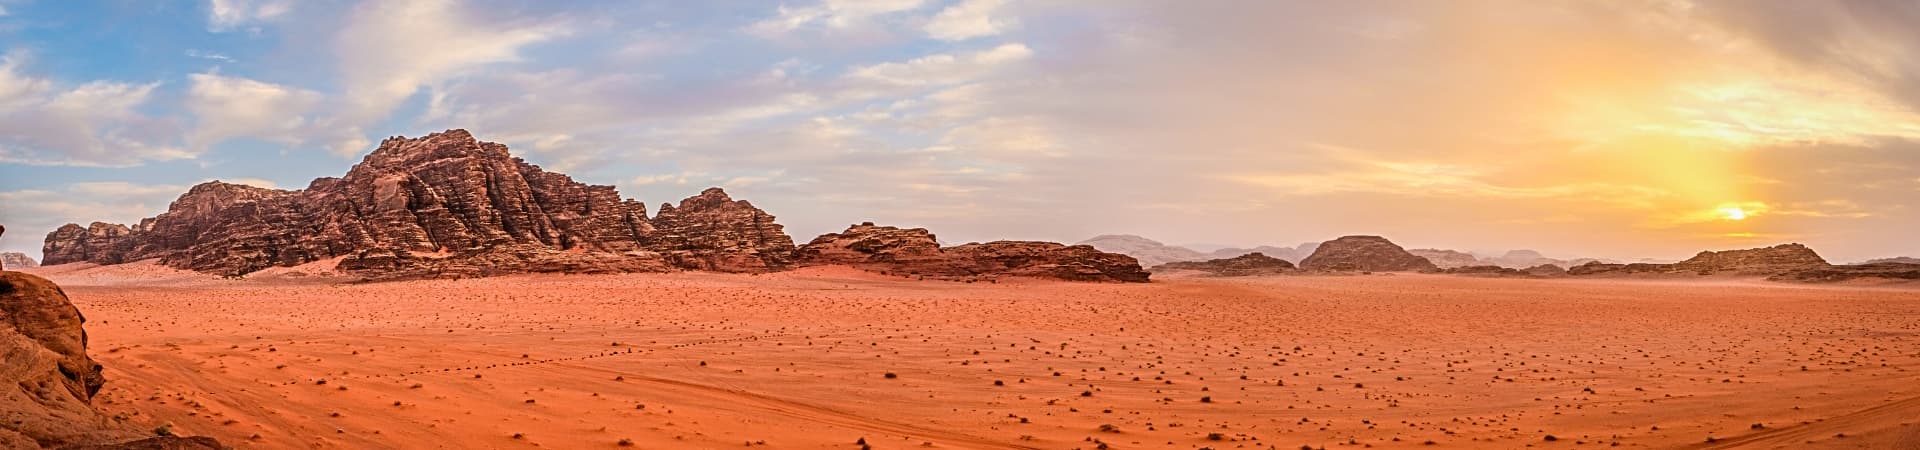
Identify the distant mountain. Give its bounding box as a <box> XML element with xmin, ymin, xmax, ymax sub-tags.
<box><xmin>1865</xmin><ymin>257</ymin><xmax>1920</xmax><ymax>265</ymax></box>
<box><xmin>1299</xmin><ymin>236</ymin><xmax>1436</xmax><ymax>272</ymax></box>
<box><xmin>1077</xmin><ymin>235</ymin><xmax>1210</xmax><ymax>268</ymax></box>
<box><xmin>1406</xmin><ymin>248</ymin><xmax>1483</xmax><ymax>268</ymax></box>
<box><xmin>1211</xmin><ymin>242</ymin><xmax>1320</xmax><ymax>263</ymax></box>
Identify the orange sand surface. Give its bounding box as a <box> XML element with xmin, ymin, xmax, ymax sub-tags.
<box><xmin>27</xmin><ymin>266</ymin><xmax>1920</xmax><ymax>449</ymax></box>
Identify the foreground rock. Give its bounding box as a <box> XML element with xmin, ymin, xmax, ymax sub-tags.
<box><xmin>798</xmin><ymin>223</ymin><xmax>1149</xmax><ymax>282</ymax></box>
<box><xmin>1150</xmin><ymin>252</ymin><xmax>1295</xmax><ymax>276</ymax></box>
<box><xmin>1298</xmin><ymin>236</ymin><xmax>1437</xmax><ymax>272</ymax></box>
<box><xmin>1077</xmin><ymin>235</ymin><xmax>1208</xmax><ymax>267</ymax></box>
<box><xmin>0</xmin><ymin>271</ymin><xmax>226</xmax><ymax>449</ymax></box>
<box><xmin>40</xmin><ymin>130</ymin><xmax>787</xmax><ymax>280</ymax></box>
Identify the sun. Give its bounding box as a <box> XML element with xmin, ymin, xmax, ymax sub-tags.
<box><xmin>1718</xmin><ymin>206</ymin><xmax>1748</xmax><ymax>221</ymax></box>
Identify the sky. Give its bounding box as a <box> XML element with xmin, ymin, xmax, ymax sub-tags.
<box><xmin>1</xmin><ymin>0</ymin><xmax>1918</xmax><ymax>263</ymax></box>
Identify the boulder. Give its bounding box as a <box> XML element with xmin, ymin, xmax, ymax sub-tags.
<box><xmin>0</xmin><ymin>271</ymin><xmax>226</xmax><ymax>449</ymax></box>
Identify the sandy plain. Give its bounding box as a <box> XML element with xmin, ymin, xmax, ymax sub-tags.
<box><xmin>21</xmin><ymin>263</ymin><xmax>1920</xmax><ymax>449</ymax></box>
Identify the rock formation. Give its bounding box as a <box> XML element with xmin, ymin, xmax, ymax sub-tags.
<box><xmin>647</xmin><ymin>188</ymin><xmax>795</xmax><ymax>272</ymax></box>
<box><xmin>1210</xmin><ymin>242</ymin><xmax>1319</xmax><ymax>263</ymax></box>
<box><xmin>798</xmin><ymin>223</ymin><xmax>1150</xmax><ymax>282</ymax></box>
<box><xmin>1077</xmin><ymin>235</ymin><xmax>1208</xmax><ymax>268</ymax></box>
<box><xmin>1406</xmin><ymin>248</ymin><xmax>1482</xmax><ymax>269</ymax></box>
<box><xmin>1668</xmin><ymin>243</ymin><xmax>1829</xmax><ymax>275</ymax></box>
<box><xmin>0</xmin><ymin>271</ymin><xmax>225</xmax><ymax>449</ymax></box>
<box><xmin>1566</xmin><ymin>243</ymin><xmax>1844</xmax><ymax>279</ymax></box>
<box><xmin>1522</xmin><ymin>264</ymin><xmax>1567</xmax><ymax>277</ymax></box>
<box><xmin>1150</xmin><ymin>252</ymin><xmax>1294</xmax><ymax>276</ymax></box>
<box><xmin>40</xmin><ymin>130</ymin><xmax>788</xmax><ymax>280</ymax></box>
<box><xmin>1298</xmin><ymin>236</ymin><xmax>1437</xmax><ymax>272</ymax></box>
<box><xmin>1865</xmin><ymin>256</ymin><xmax>1920</xmax><ymax>265</ymax></box>
<box><xmin>2</xmin><ymin>252</ymin><xmax>39</xmax><ymax>269</ymax></box>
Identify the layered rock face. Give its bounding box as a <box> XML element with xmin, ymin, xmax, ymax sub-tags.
<box><xmin>3</xmin><ymin>252</ymin><xmax>40</xmax><ymax>269</ymax></box>
<box><xmin>1669</xmin><ymin>243</ymin><xmax>1828</xmax><ymax>275</ymax></box>
<box><xmin>0</xmin><ymin>271</ymin><xmax>224</xmax><ymax>449</ymax></box>
<box><xmin>1298</xmin><ymin>236</ymin><xmax>1437</xmax><ymax>272</ymax></box>
<box><xmin>1406</xmin><ymin>249</ymin><xmax>1482</xmax><ymax>269</ymax></box>
<box><xmin>1077</xmin><ymin>235</ymin><xmax>1208</xmax><ymax>268</ymax></box>
<box><xmin>1150</xmin><ymin>252</ymin><xmax>1294</xmax><ymax>276</ymax></box>
<box><xmin>647</xmin><ymin>188</ymin><xmax>795</xmax><ymax>272</ymax></box>
<box><xmin>39</xmin><ymin>130</ymin><xmax>787</xmax><ymax>279</ymax></box>
<box><xmin>797</xmin><ymin>223</ymin><xmax>1150</xmax><ymax>282</ymax></box>
<box><xmin>41</xmin><ymin>223</ymin><xmax>132</xmax><ymax>266</ymax></box>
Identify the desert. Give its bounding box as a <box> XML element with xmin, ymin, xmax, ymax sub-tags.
<box><xmin>4</xmin><ymin>261</ymin><xmax>1913</xmax><ymax>449</ymax></box>
<box><xmin>8</xmin><ymin>2</ymin><xmax>1920</xmax><ymax>449</ymax></box>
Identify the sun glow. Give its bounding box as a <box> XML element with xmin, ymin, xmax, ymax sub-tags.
<box><xmin>1719</xmin><ymin>206</ymin><xmax>1748</xmax><ymax>221</ymax></box>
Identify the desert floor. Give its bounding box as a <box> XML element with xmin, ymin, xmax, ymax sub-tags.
<box><xmin>25</xmin><ymin>264</ymin><xmax>1920</xmax><ymax>449</ymax></box>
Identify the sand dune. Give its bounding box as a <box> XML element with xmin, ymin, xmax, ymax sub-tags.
<box><xmin>36</xmin><ymin>267</ymin><xmax>1920</xmax><ymax>449</ymax></box>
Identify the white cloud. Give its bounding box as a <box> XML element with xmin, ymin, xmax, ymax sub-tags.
<box><xmin>333</xmin><ymin>0</ymin><xmax>567</xmax><ymax>151</ymax></box>
<box><xmin>0</xmin><ymin>55</ymin><xmax>186</xmax><ymax>167</ymax></box>
<box><xmin>748</xmin><ymin>0</ymin><xmax>929</xmax><ymax>37</ymax></box>
<box><xmin>185</xmin><ymin>72</ymin><xmax>322</xmax><ymax>149</ymax></box>
<box><xmin>207</xmin><ymin>0</ymin><xmax>293</xmax><ymax>31</ymax></box>
<box><xmin>185</xmin><ymin>49</ymin><xmax>234</xmax><ymax>62</ymax></box>
<box><xmin>845</xmin><ymin>43</ymin><xmax>1032</xmax><ymax>87</ymax></box>
<box><xmin>925</xmin><ymin>0</ymin><xmax>1013</xmax><ymax>41</ymax></box>
<box><xmin>0</xmin><ymin>182</ymin><xmax>189</xmax><ymax>256</ymax></box>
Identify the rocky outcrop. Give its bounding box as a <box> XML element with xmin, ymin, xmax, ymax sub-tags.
<box><xmin>1771</xmin><ymin>262</ymin><xmax>1920</xmax><ymax>283</ymax></box>
<box><xmin>1150</xmin><ymin>252</ymin><xmax>1294</xmax><ymax>276</ymax></box>
<box><xmin>39</xmin><ymin>130</ymin><xmax>792</xmax><ymax>280</ymax></box>
<box><xmin>1522</xmin><ymin>264</ymin><xmax>1567</xmax><ymax>277</ymax></box>
<box><xmin>797</xmin><ymin>223</ymin><xmax>1150</xmax><ymax>282</ymax></box>
<box><xmin>1298</xmin><ymin>236</ymin><xmax>1437</xmax><ymax>272</ymax></box>
<box><xmin>1434</xmin><ymin>265</ymin><xmax>1525</xmax><ymax>276</ymax></box>
<box><xmin>1210</xmin><ymin>242</ymin><xmax>1319</xmax><ymax>263</ymax></box>
<box><xmin>647</xmin><ymin>188</ymin><xmax>795</xmax><ymax>272</ymax></box>
<box><xmin>1669</xmin><ymin>243</ymin><xmax>1828</xmax><ymax>275</ymax></box>
<box><xmin>1567</xmin><ymin>243</ymin><xmax>1839</xmax><ymax>279</ymax></box>
<box><xmin>2</xmin><ymin>252</ymin><xmax>38</xmax><ymax>269</ymax></box>
<box><xmin>41</xmin><ymin>223</ymin><xmax>132</xmax><ymax>266</ymax></box>
<box><xmin>1077</xmin><ymin>235</ymin><xmax>1208</xmax><ymax>268</ymax></box>
<box><xmin>1407</xmin><ymin>249</ymin><xmax>1483</xmax><ymax>269</ymax></box>
<box><xmin>0</xmin><ymin>271</ymin><xmax>226</xmax><ymax>449</ymax></box>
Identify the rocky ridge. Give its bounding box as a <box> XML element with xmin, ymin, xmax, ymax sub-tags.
<box><xmin>1298</xmin><ymin>236</ymin><xmax>1437</xmax><ymax>272</ymax></box>
<box><xmin>798</xmin><ymin>223</ymin><xmax>1150</xmax><ymax>282</ymax></box>
<box><xmin>39</xmin><ymin>130</ymin><xmax>1142</xmax><ymax>283</ymax></box>
<box><xmin>1150</xmin><ymin>252</ymin><xmax>1295</xmax><ymax>276</ymax></box>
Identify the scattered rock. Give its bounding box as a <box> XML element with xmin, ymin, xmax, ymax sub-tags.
<box><xmin>0</xmin><ymin>271</ymin><xmax>227</xmax><ymax>449</ymax></box>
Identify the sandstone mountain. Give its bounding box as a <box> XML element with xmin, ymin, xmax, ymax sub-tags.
<box><xmin>1</xmin><ymin>252</ymin><xmax>35</xmax><ymax>270</ymax></box>
<box><xmin>1150</xmin><ymin>252</ymin><xmax>1294</xmax><ymax>276</ymax></box>
<box><xmin>1567</xmin><ymin>243</ymin><xmax>1844</xmax><ymax>279</ymax></box>
<box><xmin>801</xmin><ymin>223</ymin><xmax>1150</xmax><ymax>282</ymax></box>
<box><xmin>1406</xmin><ymin>248</ymin><xmax>1482</xmax><ymax>269</ymax></box>
<box><xmin>0</xmin><ymin>271</ymin><xmax>225</xmax><ymax>449</ymax></box>
<box><xmin>1076</xmin><ymin>235</ymin><xmax>1208</xmax><ymax>268</ymax></box>
<box><xmin>39</xmin><ymin>131</ymin><xmax>1144</xmax><ymax>282</ymax></box>
<box><xmin>1865</xmin><ymin>256</ymin><xmax>1920</xmax><ymax>265</ymax></box>
<box><xmin>39</xmin><ymin>130</ymin><xmax>789</xmax><ymax>280</ymax></box>
<box><xmin>1210</xmin><ymin>242</ymin><xmax>1319</xmax><ymax>263</ymax></box>
<box><xmin>1298</xmin><ymin>236</ymin><xmax>1437</xmax><ymax>272</ymax></box>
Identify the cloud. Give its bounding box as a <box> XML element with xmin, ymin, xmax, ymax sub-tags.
<box><xmin>185</xmin><ymin>49</ymin><xmax>234</xmax><ymax>62</ymax></box>
<box><xmin>333</xmin><ymin>0</ymin><xmax>568</xmax><ymax>152</ymax></box>
<box><xmin>925</xmin><ymin>0</ymin><xmax>1013</xmax><ymax>41</ymax></box>
<box><xmin>747</xmin><ymin>0</ymin><xmax>929</xmax><ymax>38</ymax></box>
<box><xmin>844</xmin><ymin>43</ymin><xmax>1031</xmax><ymax>88</ymax></box>
<box><xmin>0</xmin><ymin>53</ymin><xmax>186</xmax><ymax>167</ymax></box>
<box><xmin>206</xmin><ymin>0</ymin><xmax>293</xmax><ymax>31</ymax></box>
<box><xmin>185</xmin><ymin>72</ymin><xmax>323</xmax><ymax>149</ymax></box>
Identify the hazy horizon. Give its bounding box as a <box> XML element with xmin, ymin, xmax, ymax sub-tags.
<box><xmin>4</xmin><ymin>1</ymin><xmax>1919</xmax><ymax>263</ymax></box>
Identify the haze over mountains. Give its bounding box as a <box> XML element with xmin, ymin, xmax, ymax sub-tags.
<box><xmin>1082</xmin><ymin>234</ymin><xmax>1605</xmax><ymax>270</ymax></box>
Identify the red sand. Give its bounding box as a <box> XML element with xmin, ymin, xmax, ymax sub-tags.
<box><xmin>27</xmin><ymin>265</ymin><xmax>1920</xmax><ymax>449</ymax></box>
